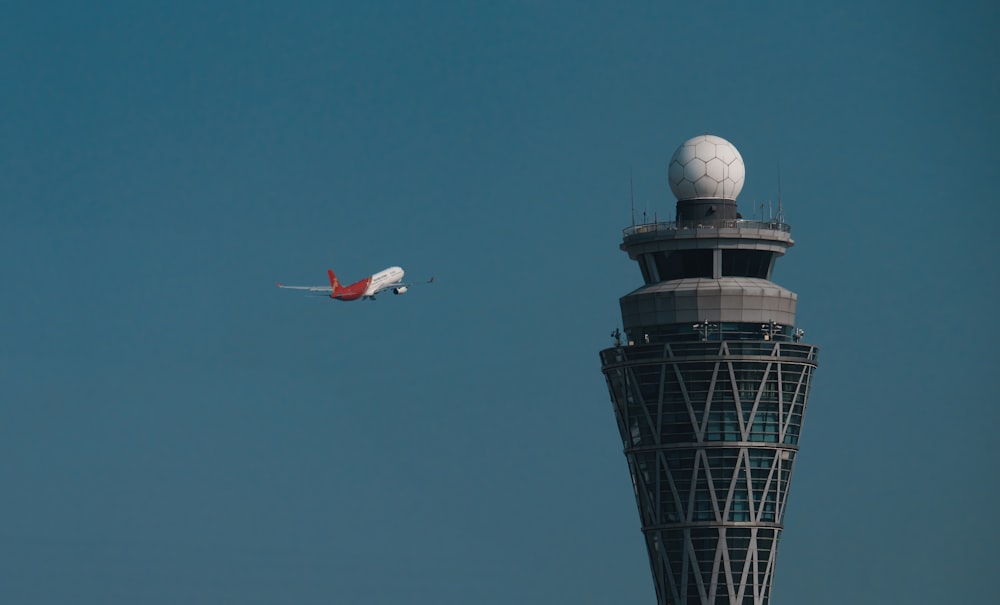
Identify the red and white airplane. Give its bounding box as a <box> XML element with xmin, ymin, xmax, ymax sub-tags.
<box><xmin>277</xmin><ymin>266</ymin><xmax>433</xmax><ymax>301</ymax></box>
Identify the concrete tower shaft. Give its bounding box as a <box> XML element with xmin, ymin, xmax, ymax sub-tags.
<box><xmin>600</xmin><ymin>135</ymin><xmax>817</xmax><ymax>605</ymax></box>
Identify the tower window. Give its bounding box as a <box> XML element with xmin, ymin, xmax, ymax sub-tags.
<box><xmin>722</xmin><ymin>250</ymin><xmax>773</xmax><ymax>278</ymax></box>
<box><xmin>638</xmin><ymin>255</ymin><xmax>653</xmax><ymax>284</ymax></box>
<box><xmin>653</xmin><ymin>250</ymin><xmax>713</xmax><ymax>281</ymax></box>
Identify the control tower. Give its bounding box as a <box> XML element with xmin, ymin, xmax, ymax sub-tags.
<box><xmin>599</xmin><ymin>135</ymin><xmax>818</xmax><ymax>604</ymax></box>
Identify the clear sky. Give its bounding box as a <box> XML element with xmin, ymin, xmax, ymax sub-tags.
<box><xmin>1</xmin><ymin>1</ymin><xmax>997</xmax><ymax>603</ymax></box>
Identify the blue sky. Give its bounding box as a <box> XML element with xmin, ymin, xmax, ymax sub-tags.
<box><xmin>1</xmin><ymin>1</ymin><xmax>997</xmax><ymax>603</ymax></box>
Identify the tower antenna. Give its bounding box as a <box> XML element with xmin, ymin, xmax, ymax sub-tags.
<box><xmin>630</xmin><ymin>169</ymin><xmax>636</xmax><ymax>227</ymax></box>
<box><xmin>777</xmin><ymin>161</ymin><xmax>783</xmax><ymax>223</ymax></box>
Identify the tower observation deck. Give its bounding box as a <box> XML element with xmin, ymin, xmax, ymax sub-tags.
<box><xmin>600</xmin><ymin>135</ymin><xmax>818</xmax><ymax>605</ymax></box>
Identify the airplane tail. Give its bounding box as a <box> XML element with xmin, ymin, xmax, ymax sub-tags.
<box><xmin>327</xmin><ymin>269</ymin><xmax>343</xmax><ymax>294</ymax></box>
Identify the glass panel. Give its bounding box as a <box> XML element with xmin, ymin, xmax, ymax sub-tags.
<box><xmin>666</xmin><ymin>450</ymin><xmax>696</xmax><ymax>516</ymax></box>
<box><xmin>639</xmin><ymin>254</ymin><xmax>653</xmax><ymax>283</ymax></box>
<box><xmin>654</xmin><ymin>249</ymin><xmax>713</xmax><ymax>280</ymax></box>
<box><xmin>721</xmin><ymin>249</ymin><xmax>774</xmax><ymax>278</ymax></box>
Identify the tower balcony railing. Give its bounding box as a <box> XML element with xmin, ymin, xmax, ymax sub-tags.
<box><xmin>600</xmin><ymin>341</ymin><xmax>819</xmax><ymax>365</ymax></box>
<box><xmin>623</xmin><ymin>218</ymin><xmax>791</xmax><ymax>237</ymax></box>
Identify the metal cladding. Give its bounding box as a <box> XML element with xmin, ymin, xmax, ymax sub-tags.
<box><xmin>600</xmin><ymin>136</ymin><xmax>818</xmax><ymax>605</ymax></box>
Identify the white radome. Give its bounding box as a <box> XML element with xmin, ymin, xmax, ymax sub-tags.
<box><xmin>668</xmin><ymin>134</ymin><xmax>745</xmax><ymax>201</ymax></box>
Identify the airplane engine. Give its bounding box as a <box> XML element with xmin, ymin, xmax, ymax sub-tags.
<box><xmin>393</xmin><ymin>286</ymin><xmax>408</xmax><ymax>295</ymax></box>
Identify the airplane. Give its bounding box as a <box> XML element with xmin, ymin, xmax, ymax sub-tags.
<box><xmin>276</xmin><ymin>266</ymin><xmax>433</xmax><ymax>301</ymax></box>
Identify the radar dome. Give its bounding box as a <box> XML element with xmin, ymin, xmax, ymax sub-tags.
<box><xmin>668</xmin><ymin>134</ymin><xmax>745</xmax><ymax>201</ymax></box>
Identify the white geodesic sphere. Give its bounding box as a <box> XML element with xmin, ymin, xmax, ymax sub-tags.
<box><xmin>668</xmin><ymin>134</ymin><xmax>745</xmax><ymax>200</ymax></box>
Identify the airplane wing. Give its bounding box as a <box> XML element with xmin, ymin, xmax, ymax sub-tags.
<box><xmin>276</xmin><ymin>282</ymin><xmax>334</xmax><ymax>292</ymax></box>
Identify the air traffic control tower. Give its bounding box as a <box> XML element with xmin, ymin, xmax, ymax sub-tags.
<box><xmin>600</xmin><ymin>135</ymin><xmax>818</xmax><ymax>605</ymax></box>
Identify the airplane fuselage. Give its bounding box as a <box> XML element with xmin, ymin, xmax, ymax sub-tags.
<box><xmin>333</xmin><ymin>266</ymin><xmax>405</xmax><ymax>300</ymax></box>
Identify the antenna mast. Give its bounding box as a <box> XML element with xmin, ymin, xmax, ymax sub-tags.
<box><xmin>777</xmin><ymin>161</ymin><xmax>783</xmax><ymax>223</ymax></box>
<box><xmin>630</xmin><ymin>169</ymin><xmax>636</xmax><ymax>227</ymax></box>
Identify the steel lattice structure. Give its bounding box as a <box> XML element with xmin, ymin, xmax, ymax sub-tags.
<box><xmin>601</xmin><ymin>341</ymin><xmax>817</xmax><ymax>604</ymax></box>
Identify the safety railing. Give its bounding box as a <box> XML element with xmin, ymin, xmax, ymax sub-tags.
<box><xmin>623</xmin><ymin>219</ymin><xmax>791</xmax><ymax>237</ymax></box>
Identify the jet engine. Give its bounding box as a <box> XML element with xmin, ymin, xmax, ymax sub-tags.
<box><xmin>393</xmin><ymin>286</ymin><xmax>408</xmax><ymax>295</ymax></box>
